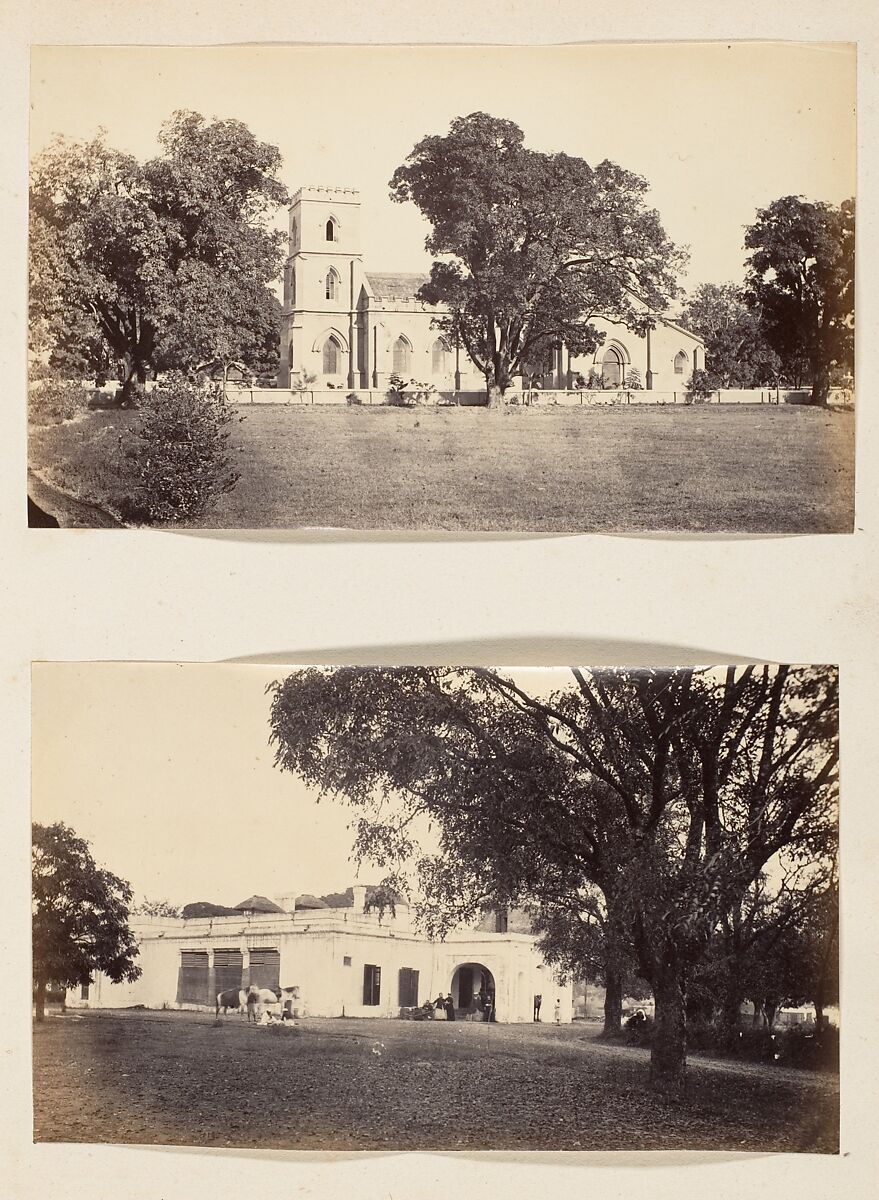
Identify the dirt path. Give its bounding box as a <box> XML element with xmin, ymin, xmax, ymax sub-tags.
<box><xmin>27</xmin><ymin>468</ymin><xmax>123</xmax><ymax>528</ymax></box>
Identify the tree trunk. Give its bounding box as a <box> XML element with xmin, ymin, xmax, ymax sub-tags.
<box><xmin>34</xmin><ymin>977</ymin><xmax>47</xmax><ymax>1023</ymax></box>
<box><xmin>814</xmin><ymin>999</ymin><xmax>825</xmax><ymax>1030</ymax></box>
<box><xmin>119</xmin><ymin>351</ymin><xmax>150</xmax><ymax>407</ymax></box>
<box><xmin>649</xmin><ymin>960</ymin><xmax>687</xmax><ymax>1098</ymax></box>
<box><xmin>487</xmin><ymin>383</ymin><xmax>504</xmax><ymax>408</ymax></box>
<box><xmin>603</xmin><ymin>969</ymin><xmax>622</xmax><ymax>1035</ymax></box>
<box><xmin>809</xmin><ymin>360</ymin><xmax>831</xmax><ymax>405</ymax></box>
<box><xmin>717</xmin><ymin>983</ymin><xmax>743</xmax><ymax>1049</ymax></box>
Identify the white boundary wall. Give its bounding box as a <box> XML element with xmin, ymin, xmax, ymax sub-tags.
<box><xmin>226</xmin><ymin>386</ymin><xmax>854</xmax><ymax>408</ymax></box>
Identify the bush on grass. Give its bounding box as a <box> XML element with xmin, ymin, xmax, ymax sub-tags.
<box><xmin>119</xmin><ymin>372</ymin><xmax>240</xmax><ymax>524</ymax></box>
<box><xmin>685</xmin><ymin>369</ymin><xmax>716</xmax><ymax>404</ymax></box>
<box><xmin>28</xmin><ymin>378</ymin><xmax>86</xmax><ymax>425</ymax></box>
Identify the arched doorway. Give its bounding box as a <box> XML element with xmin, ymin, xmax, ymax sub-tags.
<box><xmin>451</xmin><ymin>962</ymin><xmax>496</xmax><ymax>1020</ymax></box>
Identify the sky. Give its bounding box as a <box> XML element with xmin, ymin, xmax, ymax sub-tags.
<box><xmin>30</xmin><ymin>663</ymin><xmax>573</xmax><ymax>908</ymax></box>
<box><xmin>28</xmin><ymin>43</ymin><xmax>856</xmax><ymax>294</ymax></box>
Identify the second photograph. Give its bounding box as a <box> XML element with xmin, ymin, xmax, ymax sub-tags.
<box><xmin>31</xmin><ymin>663</ymin><xmax>839</xmax><ymax>1154</ymax></box>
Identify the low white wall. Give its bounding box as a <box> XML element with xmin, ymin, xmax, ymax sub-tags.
<box><xmin>227</xmin><ymin>387</ymin><xmax>488</xmax><ymax>407</ymax></box>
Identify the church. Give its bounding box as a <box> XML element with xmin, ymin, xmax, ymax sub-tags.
<box><xmin>276</xmin><ymin>185</ymin><xmax>705</xmax><ymax>396</ymax></box>
<box><xmin>66</xmin><ymin>885</ymin><xmax>575</xmax><ymax>1024</ymax></box>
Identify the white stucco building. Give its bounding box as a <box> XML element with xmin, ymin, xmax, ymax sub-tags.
<box><xmin>67</xmin><ymin>886</ymin><xmax>574</xmax><ymax>1024</ymax></box>
<box><xmin>277</xmin><ymin>185</ymin><xmax>704</xmax><ymax>395</ymax></box>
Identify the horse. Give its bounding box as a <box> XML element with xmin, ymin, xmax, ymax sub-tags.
<box><xmin>216</xmin><ymin>987</ymin><xmax>248</xmax><ymax>1016</ymax></box>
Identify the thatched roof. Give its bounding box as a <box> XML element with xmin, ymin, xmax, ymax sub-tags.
<box><xmin>234</xmin><ymin>894</ymin><xmax>285</xmax><ymax>914</ymax></box>
<box><xmin>182</xmin><ymin>901</ymin><xmax>239</xmax><ymax>919</ymax></box>
<box><xmin>294</xmin><ymin>893</ymin><xmax>329</xmax><ymax>910</ymax></box>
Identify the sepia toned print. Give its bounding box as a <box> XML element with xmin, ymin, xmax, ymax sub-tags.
<box><xmin>27</xmin><ymin>43</ymin><xmax>854</xmax><ymax>532</ymax></box>
<box><xmin>32</xmin><ymin>663</ymin><xmax>839</xmax><ymax>1152</ymax></box>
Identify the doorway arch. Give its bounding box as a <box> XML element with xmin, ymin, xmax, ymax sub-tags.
<box><xmin>450</xmin><ymin>962</ymin><xmax>496</xmax><ymax>1018</ymax></box>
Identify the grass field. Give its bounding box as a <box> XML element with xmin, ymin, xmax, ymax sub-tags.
<box><xmin>32</xmin><ymin>1009</ymin><xmax>838</xmax><ymax>1152</ymax></box>
<box><xmin>28</xmin><ymin>403</ymin><xmax>854</xmax><ymax>532</ymax></box>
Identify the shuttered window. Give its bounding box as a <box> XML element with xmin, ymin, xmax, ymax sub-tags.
<box><xmin>177</xmin><ymin>951</ymin><xmax>209</xmax><ymax>1004</ymax></box>
<box><xmin>363</xmin><ymin>964</ymin><xmax>381</xmax><ymax>1006</ymax></box>
<box><xmin>213</xmin><ymin>949</ymin><xmax>243</xmax><ymax>994</ymax></box>
<box><xmin>398</xmin><ymin>967</ymin><xmax>419</xmax><ymax>1008</ymax></box>
<box><xmin>248</xmin><ymin>948</ymin><xmax>280</xmax><ymax>990</ymax></box>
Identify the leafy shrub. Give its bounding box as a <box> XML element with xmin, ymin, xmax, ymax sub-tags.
<box><xmin>685</xmin><ymin>368</ymin><xmax>716</xmax><ymax>404</ymax></box>
<box><xmin>624</xmin><ymin>367</ymin><xmax>643</xmax><ymax>389</ymax></box>
<box><xmin>779</xmin><ymin>1023</ymin><xmax>838</xmax><ymax>1071</ymax></box>
<box><xmin>384</xmin><ymin>376</ymin><xmax>438</xmax><ymax>407</ymax></box>
<box><xmin>346</xmin><ymin>391</ymin><xmax>363</xmax><ymax>406</ymax></box>
<box><xmin>119</xmin><ymin>372</ymin><xmax>240</xmax><ymax>524</ymax></box>
<box><xmin>624</xmin><ymin>1014</ymin><xmax>654</xmax><ymax>1047</ymax></box>
<box><xmin>28</xmin><ymin>378</ymin><xmax>85</xmax><ymax>425</ymax></box>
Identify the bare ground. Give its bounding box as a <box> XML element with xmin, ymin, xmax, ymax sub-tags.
<box><xmin>33</xmin><ymin>1009</ymin><xmax>839</xmax><ymax>1152</ymax></box>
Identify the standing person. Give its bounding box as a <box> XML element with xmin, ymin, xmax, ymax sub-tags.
<box><xmin>434</xmin><ymin>993</ymin><xmax>447</xmax><ymax>1019</ymax></box>
<box><xmin>467</xmin><ymin>991</ymin><xmax>479</xmax><ymax>1022</ymax></box>
<box><xmin>554</xmin><ymin>998</ymin><xmax>562</xmax><ymax>1025</ymax></box>
<box><xmin>246</xmin><ymin>987</ymin><xmax>259</xmax><ymax>1024</ymax></box>
<box><xmin>444</xmin><ymin>994</ymin><xmax>456</xmax><ymax>1021</ymax></box>
<box><xmin>483</xmin><ymin>992</ymin><xmax>494</xmax><ymax>1023</ymax></box>
<box><xmin>533</xmin><ymin>994</ymin><xmax>542</xmax><ymax>1022</ymax></box>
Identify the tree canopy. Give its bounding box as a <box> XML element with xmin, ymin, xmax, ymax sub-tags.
<box><xmin>32</xmin><ymin>822</ymin><xmax>141</xmax><ymax>1020</ymax></box>
<box><xmin>681</xmin><ymin>282</ymin><xmax>781</xmax><ymax>389</ymax></box>
<box><xmin>29</xmin><ymin>111</ymin><xmax>289</xmax><ymax>400</ymax></box>
<box><xmin>389</xmin><ymin>113</ymin><xmax>685</xmax><ymax>402</ymax></box>
<box><xmin>268</xmin><ymin>665</ymin><xmax>838</xmax><ymax>1097</ymax></box>
<box><xmin>743</xmin><ymin>196</ymin><xmax>854</xmax><ymax>403</ymax></box>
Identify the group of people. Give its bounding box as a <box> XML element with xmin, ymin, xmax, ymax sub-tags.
<box><xmin>428</xmin><ymin>989</ymin><xmax>496</xmax><ymax>1022</ymax></box>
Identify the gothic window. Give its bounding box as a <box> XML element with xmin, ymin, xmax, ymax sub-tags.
<box><xmin>291</xmin><ymin>217</ymin><xmax>298</xmax><ymax>248</ymax></box>
<box><xmin>393</xmin><ymin>336</ymin><xmax>412</xmax><ymax>375</ymax></box>
<box><xmin>323</xmin><ymin>335</ymin><xmax>342</xmax><ymax>375</ymax></box>
<box><xmin>431</xmin><ymin>337</ymin><xmax>450</xmax><ymax>375</ymax></box>
<box><xmin>325</xmin><ymin>268</ymin><xmax>340</xmax><ymax>301</ymax></box>
<box><xmin>326</xmin><ymin>217</ymin><xmax>339</xmax><ymax>242</ymax></box>
<box><xmin>601</xmin><ymin>346</ymin><xmax>624</xmax><ymax>388</ymax></box>
<box><xmin>674</xmin><ymin>350</ymin><xmax>689</xmax><ymax>374</ymax></box>
<box><xmin>290</xmin><ymin>265</ymin><xmax>296</xmax><ymax>307</ymax></box>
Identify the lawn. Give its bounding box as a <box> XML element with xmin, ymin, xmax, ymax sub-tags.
<box><xmin>32</xmin><ymin>1009</ymin><xmax>838</xmax><ymax>1152</ymax></box>
<box><xmin>28</xmin><ymin>403</ymin><xmax>855</xmax><ymax>533</ymax></box>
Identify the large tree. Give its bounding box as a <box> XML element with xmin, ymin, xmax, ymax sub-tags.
<box><xmin>389</xmin><ymin>113</ymin><xmax>685</xmax><ymax>404</ymax></box>
<box><xmin>681</xmin><ymin>282</ymin><xmax>782</xmax><ymax>388</ymax></box>
<box><xmin>29</xmin><ymin>111</ymin><xmax>289</xmax><ymax>402</ymax></box>
<box><xmin>32</xmin><ymin>822</ymin><xmax>141</xmax><ymax>1020</ymax></box>
<box><xmin>743</xmin><ymin>196</ymin><xmax>854</xmax><ymax>404</ymax></box>
<box><xmin>268</xmin><ymin>666</ymin><xmax>838</xmax><ymax>1098</ymax></box>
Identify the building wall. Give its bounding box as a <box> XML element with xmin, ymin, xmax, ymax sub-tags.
<box><xmin>66</xmin><ymin>904</ymin><xmax>574</xmax><ymax>1023</ymax></box>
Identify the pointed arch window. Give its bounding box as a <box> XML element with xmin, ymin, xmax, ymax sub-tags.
<box><xmin>326</xmin><ymin>217</ymin><xmax>339</xmax><ymax>242</ymax></box>
<box><xmin>325</xmin><ymin>268</ymin><xmax>340</xmax><ymax>301</ymax></box>
<box><xmin>323</xmin><ymin>335</ymin><xmax>342</xmax><ymax>375</ymax></box>
<box><xmin>393</xmin><ymin>336</ymin><xmax>412</xmax><ymax>375</ymax></box>
<box><xmin>431</xmin><ymin>337</ymin><xmax>450</xmax><ymax>375</ymax></box>
<box><xmin>674</xmin><ymin>350</ymin><xmax>689</xmax><ymax>375</ymax></box>
<box><xmin>289</xmin><ymin>265</ymin><xmax>296</xmax><ymax>307</ymax></box>
<box><xmin>291</xmin><ymin>217</ymin><xmax>298</xmax><ymax>248</ymax></box>
<box><xmin>601</xmin><ymin>346</ymin><xmax>624</xmax><ymax>388</ymax></box>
